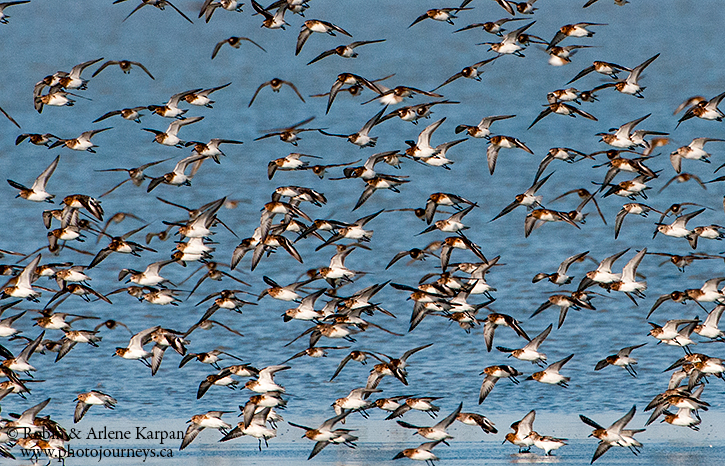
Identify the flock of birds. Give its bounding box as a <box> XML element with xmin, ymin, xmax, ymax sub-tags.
<box><xmin>1</xmin><ymin>0</ymin><xmax>725</xmax><ymax>464</ymax></box>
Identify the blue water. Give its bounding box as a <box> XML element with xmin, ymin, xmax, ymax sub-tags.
<box><xmin>1</xmin><ymin>0</ymin><xmax>725</xmax><ymax>464</ymax></box>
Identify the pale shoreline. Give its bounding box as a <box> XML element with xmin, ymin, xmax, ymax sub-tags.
<box><xmin>10</xmin><ymin>414</ymin><xmax>724</xmax><ymax>465</ymax></box>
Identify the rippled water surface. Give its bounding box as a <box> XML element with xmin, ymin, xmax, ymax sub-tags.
<box><xmin>1</xmin><ymin>0</ymin><xmax>725</xmax><ymax>464</ymax></box>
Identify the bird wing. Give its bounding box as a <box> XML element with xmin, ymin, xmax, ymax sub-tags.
<box><xmin>559</xmin><ymin>251</ymin><xmax>589</xmax><ymax>275</ymax></box>
<box><xmin>495</xmin><ymin>0</ymin><xmax>515</xmax><ymax>15</ymax></box>
<box><xmin>74</xmin><ymin>400</ymin><xmax>93</xmax><ymax>424</ymax></box>
<box><xmin>491</xmin><ymin>198</ymin><xmax>522</xmax><ymax>222</ymax></box>
<box><xmin>32</xmin><ymin>156</ymin><xmax>60</xmax><ymax>192</ymax></box>
<box><xmin>435</xmin><ymin>402</ymin><xmax>463</xmax><ymax>430</ymax></box>
<box><xmin>593</xmin><ymin>357</ymin><xmax>611</xmax><ymax>371</ymax></box>
<box><xmin>579</xmin><ymin>414</ymin><xmax>604</xmax><ymax>430</ymax></box>
<box><xmin>386</xmin><ymin>250</ymin><xmax>412</xmax><ymax>269</ymax></box>
<box><xmin>618</xmin><ymin>343</ymin><xmax>646</xmax><ymax>357</ymax></box>
<box><xmin>359</xmin><ymin>106</ymin><xmax>386</xmax><ymax>135</ymax></box>
<box><xmin>330</xmin><ymin>352</ymin><xmax>357</xmax><ymax>381</ymax></box>
<box><xmin>122</xmin><ymin>2</ymin><xmax>149</xmax><ymax>22</ymax></box>
<box><xmin>320</xmin><ymin>411</ymin><xmax>351</xmax><ymax>431</ymax></box>
<box><xmin>409</xmin><ymin>12</ymin><xmax>430</xmax><ymax>28</ymax></box>
<box><xmin>179</xmin><ymin>423</ymin><xmax>203</xmax><ymax>450</ymax></box>
<box><xmin>70</xmin><ymin>57</ymin><xmax>103</xmax><ymax>79</ymax></box>
<box><xmin>609</xmin><ymin>405</ymin><xmax>636</xmax><ymax>433</ymax></box>
<box><xmin>591</xmin><ymin>441</ymin><xmax>612</xmax><ymax>463</ymax></box>
<box><xmin>165</xmin><ymin>0</ymin><xmax>194</xmax><ymax>23</ymax></box>
<box><xmin>17</xmin><ymin>330</ymin><xmax>45</xmax><ymax>364</ymax></box>
<box><xmin>417</xmin><ymin>117</ymin><xmax>446</xmax><ymax>147</ymax></box>
<box><xmin>548</xmin><ymin>30</ymin><xmax>567</xmax><ymax>49</ymax></box>
<box><xmin>566</xmin><ymin>65</ymin><xmax>595</xmax><ymax>84</ymax></box>
<box><xmin>129</xmin><ymin>326</ymin><xmax>161</xmax><ymax>351</ymax></box>
<box><xmin>431</xmin><ymin>71</ymin><xmax>464</xmax><ymax>92</ymax></box>
<box><xmin>479</xmin><ymin>375</ymin><xmax>498</xmax><ymax>404</ymax></box>
<box><xmin>169</xmin><ymin>116</ymin><xmax>204</xmax><ymax>136</ymax></box>
<box><xmin>619</xmin><ymin>113</ymin><xmax>651</xmax><ymax>138</ymax></box>
<box><xmin>196</xmin><ymin>377</ymin><xmax>214</xmax><ymax>399</ymax></box>
<box><xmin>0</xmin><ymin>105</ymin><xmax>20</xmax><ymax>128</ymax></box>
<box><xmin>386</xmin><ymin>403</ymin><xmax>411</xmax><ymax>420</ymax></box>
<box><xmin>486</xmin><ymin>144</ymin><xmax>501</xmax><ymax>175</ymax></box>
<box><xmin>308</xmin><ymin>441</ymin><xmax>330</xmax><ymax>460</ymax></box>
<box><xmin>296</xmin><ymin>27</ymin><xmax>312</xmax><ymax>55</ymax></box>
<box><xmin>326</xmin><ymin>77</ymin><xmax>348</xmax><ymax>114</ymax></box>
<box><xmin>211</xmin><ymin>40</ymin><xmax>228</xmax><ymax>60</ymax></box>
<box><xmin>281</xmin><ymin>80</ymin><xmax>306</xmax><ymax>103</ymax></box>
<box><xmin>93</xmin><ymin>110</ymin><xmax>123</xmax><ymax>123</ymax></box>
<box><xmin>353</xmin><ymin>185</ymin><xmax>376</xmax><ymax>211</ymax></box>
<box><xmin>507</xmin><ymin>316</ymin><xmax>530</xmax><ymax>341</ymax></box>
<box><xmin>673</xmin><ymin>208</ymin><xmax>705</xmax><ymax>228</ymax></box>
<box><xmin>307</xmin><ymin>48</ymin><xmax>337</xmax><ymax>65</ymax></box>
<box><xmin>91</xmin><ymin>60</ymin><xmax>118</xmax><ymax>77</ymax></box>
<box><xmin>401</xmin><ymin>343</ymin><xmax>433</xmax><ymax>362</ymax></box>
<box><xmin>597</xmin><ymin>248</ymin><xmax>629</xmax><ymax>273</ymax></box>
<box><xmin>614</xmin><ymin>208</ymin><xmax>629</xmax><ymax>240</ymax></box>
<box><xmin>17</xmin><ymin>254</ymin><xmax>41</xmax><ymax>289</ymax></box>
<box><xmin>524</xmin><ymin>323</ymin><xmax>552</xmax><ymax>351</ymax></box>
<box><xmin>483</xmin><ymin>321</ymin><xmax>496</xmax><ymax>352</ymax></box>
<box><xmin>528</xmin><ymin>107</ymin><xmax>554</xmax><ymax>129</ymax></box>
<box><xmin>704</xmin><ymin>304</ymin><xmax>724</xmax><ymax>327</ymax></box>
<box><xmin>278</xmin><ymin>236</ymin><xmax>303</xmax><ymax>263</ymax></box>
<box><xmin>533</xmin><ymin>153</ymin><xmax>554</xmax><ymax>181</ymax></box>
<box><xmin>151</xmin><ymin>344</ymin><xmax>167</xmax><ymax>376</ymax></box>
<box><xmin>131</xmin><ymin>61</ymin><xmax>155</xmax><ymax>79</ymax></box>
<box><xmin>627</xmin><ymin>53</ymin><xmax>659</xmax><ymax>84</ymax></box>
<box><xmin>573</xmin><ymin>106</ymin><xmax>598</xmax><ymax>121</ymax></box>
<box><xmin>621</xmin><ymin>248</ymin><xmax>646</xmax><ymax>283</ymax></box>
<box><xmin>547</xmin><ymin>353</ymin><xmax>574</xmax><ymax>373</ymax></box>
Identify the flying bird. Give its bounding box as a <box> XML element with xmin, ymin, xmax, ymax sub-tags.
<box><xmin>211</xmin><ymin>36</ymin><xmax>266</xmax><ymax>59</ymax></box>
<box><xmin>307</xmin><ymin>39</ymin><xmax>385</xmax><ymax>65</ymax></box>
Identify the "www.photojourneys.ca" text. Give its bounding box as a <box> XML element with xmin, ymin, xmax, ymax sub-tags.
<box><xmin>20</xmin><ymin>446</ymin><xmax>175</xmax><ymax>463</ymax></box>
